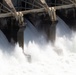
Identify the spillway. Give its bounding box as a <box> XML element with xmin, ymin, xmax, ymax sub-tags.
<box><xmin>0</xmin><ymin>17</ymin><xmax>76</xmax><ymax>75</ymax></box>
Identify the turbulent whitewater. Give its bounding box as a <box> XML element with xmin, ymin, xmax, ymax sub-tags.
<box><xmin>0</xmin><ymin>17</ymin><xmax>76</xmax><ymax>75</ymax></box>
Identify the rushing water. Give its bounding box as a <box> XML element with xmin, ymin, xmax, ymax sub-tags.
<box><xmin>0</xmin><ymin>17</ymin><xmax>76</xmax><ymax>75</ymax></box>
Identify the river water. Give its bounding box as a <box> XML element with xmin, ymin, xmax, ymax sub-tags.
<box><xmin>0</xmin><ymin>17</ymin><xmax>76</xmax><ymax>75</ymax></box>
